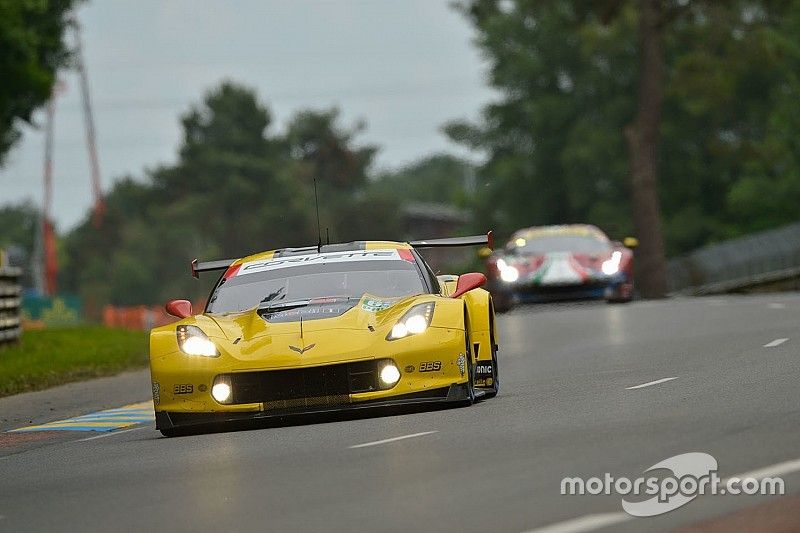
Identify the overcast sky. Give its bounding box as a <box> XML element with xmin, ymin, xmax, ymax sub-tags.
<box><xmin>0</xmin><ymin>0</ymin><xmax>494</xmax><ymax>230</ymax></box>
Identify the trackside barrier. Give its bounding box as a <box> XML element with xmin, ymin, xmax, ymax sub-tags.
<box><xmin>667</xmin><ymin>221</ymin><xmax>800</xmax><ymax>294</ymax></box>
<box><xmin>103</xmin><ymin>305</ymin><xmax>173</xmax><ymax>330</ymax></box>
<box><xmin>103</xmin><ymin>301</ymin><xmax>206</xmax><ymax>330</ymax></box>
<box><xmin>0</xmin><ymin>267</ymin><xmax>22</xmax><ymax>345</ymax></box>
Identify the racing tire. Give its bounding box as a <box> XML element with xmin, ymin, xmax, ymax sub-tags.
<box><xmin>483</xmin><ymin>313</ymin><xmax>500</xmax><ymax>399</ymax></box>
<box><xmin>461</xmin><ymin>311</ymin><xmax>476</xmax><ymax>406</ymax></box>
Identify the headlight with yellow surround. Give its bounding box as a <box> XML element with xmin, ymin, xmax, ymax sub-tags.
<box><xmin>176</xmin><ymin>325</ymin><xmax>219</xmax><ymax>357</ymax></box>
<box><xmin>387</xmin><ymin>303</ymin><xmax>434</xmax><ymax>340</ymax></box>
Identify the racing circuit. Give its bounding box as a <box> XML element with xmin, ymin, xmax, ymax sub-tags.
<box><xmin>0</xmin><ymin>293</ymin><xmax>798</xmax><ymax>532</ymax></box>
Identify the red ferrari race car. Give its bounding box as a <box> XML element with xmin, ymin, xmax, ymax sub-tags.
<box><xmin>484</xmin><ymin>225</ymin><xmax>637</xmax><ymax>311</ymax></box>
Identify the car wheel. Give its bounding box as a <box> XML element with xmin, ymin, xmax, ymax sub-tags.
<box><xmin>483</xmin><ymin>314</ymin><xmax>500</xmax><ymax>399</ymax></box>
<box><xmin>461</xmin><ymin>312</ymin><xmax>476</xmax><ymax>405</ymax></box>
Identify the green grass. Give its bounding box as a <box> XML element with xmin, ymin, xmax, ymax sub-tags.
<box><xmin>0</xmin><ymin>327</ymin><xmax>149</xmax><ymax>397</ymax></box>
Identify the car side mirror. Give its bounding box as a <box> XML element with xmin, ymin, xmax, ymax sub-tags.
<box><xmin>165</xmin><ymin>299</ymin><xmax>192</xmax><ymax>319</ymax></box>
<box><xmin>477</xmin><ymin>247</ymin><xmax>493</xmax><ymax>259</ymax></box>
<box><xmin>623</xmin><ymin>236</ymin><xmax>639</xmax><ymax>249</ymax></box>
<box><xmin>450</xmin><ymin>272</ymin><xmax>487</xmax><ymax>299</ymax></box>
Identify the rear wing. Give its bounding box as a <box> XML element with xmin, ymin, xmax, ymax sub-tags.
<box><xmin>190</xmin><ymin>231</ymin><xmax>493</xmax><ymax>277</ymax></box>
<box><xmin>410</xmin><ymin>231</ymin><xmax>493</xmax><ymax>249</ymax></box>
<box><xmin>191</xmin><ymin>258</ymin><xmax>237</xmax><ymax>279</ymax></box>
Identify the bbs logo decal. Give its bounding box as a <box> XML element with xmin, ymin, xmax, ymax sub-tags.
<box><xmin>419</xmin><ymin>361</ymin><xmax>442</xmax><ymax>372</ymax></box>
<box><xmin>173</xmin><ymin>384</ymin><xmax>193</xmax><ymax>395</ymax></box>
<box><xmin>475</xmin><ymin>363</ymin><xmax>493</xmax><ymax>375</ymax></box>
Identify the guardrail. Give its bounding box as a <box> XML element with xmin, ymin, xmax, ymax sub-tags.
<box><xmin>667</xmin><ymin>221</ymin><xmax>800</xmax><ymax>294</ymax></box>
<box><xmin>0</xmin><ymin>266</ymin><xmax>22</xmax><ymax>346</ymax></box>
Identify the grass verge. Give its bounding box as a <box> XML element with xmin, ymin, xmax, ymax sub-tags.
<box><xmin>0</xmin><ymin>327</ymin><xmax>148</xmax><ymax>398</ymax></box>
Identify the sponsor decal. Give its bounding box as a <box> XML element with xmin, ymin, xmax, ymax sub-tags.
<box><xmin>404</xmin><ymin>365</ymin><xmax>415</xmax><ymax>373</ymax></box>
<box><xmin>173</xmin><ymin>384</ymin><xmax>193</xmax><ymax>395</ymax></box>
<box><xmin>361</xmin><ymin>297</ymin><xmax>399</xmax><ymax>312</ymax></box>
<box><xmin>262</xmin><ymin>300</ymin><xmax>357</xmax><ymax>323</ymax></box>
<box><xmin>152</xmin><ymin>381</ymin><xmax>160</xmax><ymax>406</ymax></box>
<box><xmin>198</xmin><ymin>384</ymin><xmax>208</xmax><ymax>392</ymax></box>
<box><xmin>289</xmin><ymin>344</ymin><xmax>316</xmax><ymax>354</ymax></box>
<box><xmin>238</xmin><ymin>249</ymin><xmax>402</xmax><ymax>276</ymax></box>
<box><xmin>475</xmin><ymin>362</ymin><xmax>493</xmax><ymax>375</ymax></box>
<box><xmin>419</xmin><ymin>361</ymin><xmax>442</xmax><ymax>372</ymax></box>
<box><xmin>456</xmin><ymin>354</ymin><xmax>466</xmax><ymax>377</ymax></box>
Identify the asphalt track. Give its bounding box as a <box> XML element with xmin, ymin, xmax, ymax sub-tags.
<box><xmin>0</xmin><ymin>293</ymin><xmax>798</xmax><ymax>532</ymax></box>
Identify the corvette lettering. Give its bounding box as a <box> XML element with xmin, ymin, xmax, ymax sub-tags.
<box><xmin>238</xmin><ymin>249</ymin><xmax>401</xmax><ymax>276</ymax></box>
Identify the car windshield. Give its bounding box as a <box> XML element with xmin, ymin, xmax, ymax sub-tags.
<box><xmin>514</xmin><ymin>235</ymin><xmax>611</xmax><ymax>255</ymax></box>
<box><xmin>206</xmin><ymin>258</ymin><xmax>425</xmax><ymax>314</ymax></box>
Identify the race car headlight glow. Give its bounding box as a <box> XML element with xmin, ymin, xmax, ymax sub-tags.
<box><xmin>387</xmin><ymin>303</ymin><xmax>434</xmax><ymax>340</ymax></box>
<box><xmin>496</xmin><ymin>258</ymin><xmax>519</xmax><ymax>283</ymax></box>
<box><xmin>176</xmin><ymin>325</ymin><xmax>219</xmax><ymax>357</ymax></box>
<box><xmin>601</xmin><ymin>251</ymin><xmax>623</xmax><ymax>275</ymax></box>
<box><xmin>379</xmin><ymin>363</ymin><xmax>401</xmax><ymax>386</ymax></box>
<box><xmin>211</xmin><ymin>382</ymin><xmax>231</xmax><ymax>403</ymax></box>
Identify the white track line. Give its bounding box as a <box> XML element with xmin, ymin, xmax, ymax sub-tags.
<box><xmin>763</xmin><ymin>338</ymin><xmax>788</xmax><ymax>348</ymax></box>
<box><xmin>349</xmin><ymin>431</ymin><xmax>437</xmax><ymax>449</ymax></box>
<box><xmin>625</xmin><ymin>377</ymin><xmax>678</xmax><ymax>390</ymax></box>
<box><xmin>767</xmin><ymin>303</ymin><xmax>786</xmax><ymax>309</ymax></box>
<box><xmin>728</xmin><ymin>458</ymin><xmax>800</xmax><ymax>481</ymax></box>
<box><xmin>524</xmin><ymin>512</ymin><xmax>631</xmax><ymax>533</ymax></box>
<box><xmin>78</xmin><ymin>426</ymin><xmax>147</xmax><ymax>442</ymax></box>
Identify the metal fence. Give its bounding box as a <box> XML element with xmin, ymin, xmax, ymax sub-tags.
<box><xmin>667</xmin><ymin>221</ymin><xmax>800</xmax><ymax>294</ymax></box>
<box><xmin>0</xmin><ymin>266</ymin><xmax>22</xmax><ymax>345</ymax></box>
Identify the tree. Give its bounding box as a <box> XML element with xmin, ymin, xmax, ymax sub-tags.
<box><xmin>0</xmin><ymin>0</ymin><xmax>78</xmax><ymax>164</ymax></box>
<box><xmin>625</xmin><ymin>0</ymin><xmax>668</xmax><ymax>297</ymax></box>
<box><xmin>449</xmin><ymin>0</ymin><xmax>800</xmax><ymax>296</ymax></box>
<box><xmin>60</xmin><ymin>82</ymin><xmax>397</xmax><ymax>308</ymax></box>
<box><xmin>372</xmin><ymin>154</ymin><xmax>476</xmax><ymax>209</ymax></box>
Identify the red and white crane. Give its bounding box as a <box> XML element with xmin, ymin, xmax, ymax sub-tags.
<box><xmin>35</xmin><ymin>17</ymin><xmax>104</xmax><ymax>296</ymax></box>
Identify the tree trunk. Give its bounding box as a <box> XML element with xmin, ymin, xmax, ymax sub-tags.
<box><xmin>625</xmin><ymin>0</ymin><xmax>668</xmax><ymax>298</ymax></box>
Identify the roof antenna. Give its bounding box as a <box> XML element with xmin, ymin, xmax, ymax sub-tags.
<box><xmin>313</xmin><ymin>177</ymin><xmax>322</xmax><ymax>252</ymax></box>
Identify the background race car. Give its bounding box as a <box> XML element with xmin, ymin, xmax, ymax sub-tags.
<box><xmin>485</xmin><ymin>225</ymin><xmax>637</xmax><ymax>310</ymax></box>
<box><xmin>150</xmin><ymin>236</ymin><xmax>500</xmax><ymax>436</ymax></box>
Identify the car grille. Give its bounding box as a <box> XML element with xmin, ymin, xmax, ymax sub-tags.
<box><xmin>221</xmin><ymin>359</ymin><xmax>391</xmax><ymax>407</ymax></box>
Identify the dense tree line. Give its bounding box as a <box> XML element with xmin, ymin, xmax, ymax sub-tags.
<box><xmin>4</xmin><ymin>1</ymin><xmax>800</xmax><ymax>307</ymax></box>
<box><xmin>59</xmin><ymin>83</ymin><xmax>467</xmax><ymax>309</ymax></box>
<box><xmin>447</xmin><ymin>0</ymin><xmax>800</xmax><ymax>256</ymax></box>
<box><xmin>0</xmin><ymin>0</ymin><xmax>78</xmax><ymax>164</ymax></box>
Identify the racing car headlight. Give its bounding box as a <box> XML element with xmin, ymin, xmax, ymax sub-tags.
<box><xmin>176</xmin><ymin>325</ymin><xmax>219</xmax><ymax>357</ymax></box>
<box><xmin>379</xmin><ymin>362</ymin><xmax>401</xmax><ymax>386</ymax></box>
<box><xmin>497</xmin><ymin>258</ymin><xmax>519</xmax><ymax>283</ymax></box>
<box><xmin>387</xmin><ymin>303</ymin><xmax>434</xmax><ymax>340</ymax></box>
<box><xmin>601</xmin><ymin>251</ymin><xmax>623</xmax><ymax>275</ymax></box>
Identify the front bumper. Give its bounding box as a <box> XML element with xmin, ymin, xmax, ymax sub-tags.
<box><xmin>150</xmin><ymin>326</ymin><xmax>470</xmax><ymax>429</ymax></box>
<box><xmin>155</xmin><ymin>383</ymin><xmax>470</xmax><ymax>431</ymax></box>
<box><xmin>490</xmin><ymin>273</ymin><xmax>631</xmax><ymax>303</ymax></box>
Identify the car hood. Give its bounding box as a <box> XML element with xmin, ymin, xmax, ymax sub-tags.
<box><xmin>205</xmin><ymin>293</ymin><xmax>426</xmax><ymax>343</ymax></box>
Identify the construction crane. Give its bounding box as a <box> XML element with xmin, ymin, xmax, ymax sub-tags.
<box><xmin>35</xmin><ymin>17</ymin><xmax>104</xmax><ymax>296</ymax></box>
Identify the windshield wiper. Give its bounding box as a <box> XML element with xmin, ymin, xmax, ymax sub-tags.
<box><xmin>258</xmin><ymin>299</ymin><xmax>312</xmax><ymax>312</ymax></box>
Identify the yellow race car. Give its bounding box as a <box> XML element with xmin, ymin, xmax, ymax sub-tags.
<box><xmin>150</xmin><ymin>235</ymin><xmax>499</xmax><ymax>436</ymax></box>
